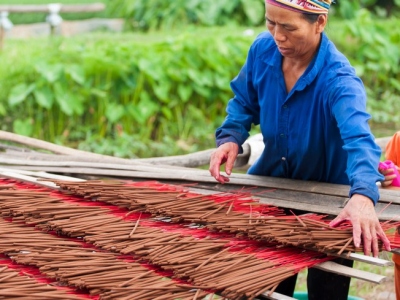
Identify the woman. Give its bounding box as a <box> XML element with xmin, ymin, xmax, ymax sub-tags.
<box><xmin>380</xmin><ymin>131</ymin><xmax>400</xmax><ymax>300</ymax></box>
<box><xmin>209</xmin><ymin>0</ymin><xmax>391</xmax><ymax>298</ymax></box>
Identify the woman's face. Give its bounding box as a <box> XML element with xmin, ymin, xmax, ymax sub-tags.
<box><xmin>265</xmin><ymin>3</ymin><xmax>327</xmax><ymax>59</ymax></box>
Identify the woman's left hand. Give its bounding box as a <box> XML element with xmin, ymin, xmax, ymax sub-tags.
<box><xmin>329</xmin><ymin>194</ymin><xmax>391</xmax><ymax>257</ymax></box>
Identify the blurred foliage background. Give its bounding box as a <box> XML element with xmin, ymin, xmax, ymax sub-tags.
<box><xmin>0</xmin><ymin>0</ymin><xmax>400</xmax><ymax>158</ymax></box>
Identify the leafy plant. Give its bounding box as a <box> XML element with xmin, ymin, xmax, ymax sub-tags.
<box><xmin>1</xmin><ymin>15</ymin><xmax>399</xmax><ymax>158</ymax></box>
<box><xmin>109</xmin><ymin>0</ymin><xmax>265</xmax><ymax>31</ymax></box>
<box><xmin>326</xmin><ymin>10</ymin><xmax>400</xmax><ymax>126</ymax></box>
<box><xmin>0</xmin><ymin>28</ymin><xmax>257</xmax><ymax>157</ymax></box>
<box><xmin>332</xmin><ymin>0</ymin><xmax>400</xmax><ymax>19</ymax></box>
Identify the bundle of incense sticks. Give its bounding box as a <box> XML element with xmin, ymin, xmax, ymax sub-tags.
<box><xmin>0</xmin><ymin>178</ymin><xmax>331</xmax><ymax>299</ymax></box>
<box><xmin>50</xmin><ymin>179</ymin><xmax>400</xmax><ymax>254</ymax></box>
<box><xmin>0</xmin><ymin>260</ymin><xmax>86</xmax><ymax>299</ymax></box>
<box><xmin>0</xmin><ymin>219</ymin><xmax>210</xmax><ymax>300</ymax></box>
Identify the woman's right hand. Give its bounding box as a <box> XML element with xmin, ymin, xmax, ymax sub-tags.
<box><xmin>209</xmin><ymin>142</ymin><xmax>239</xmax><ymax>184</ymax></box>
<box><xmin>379</xmin><ymin>165</ymin><xmax>400</xmax><ymax>187</ymax></box>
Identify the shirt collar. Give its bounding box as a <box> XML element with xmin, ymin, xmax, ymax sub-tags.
<box><xmin>263</xmin><ymin>32</ymin><xmax>329</xmax><ymax>91</ymax></box>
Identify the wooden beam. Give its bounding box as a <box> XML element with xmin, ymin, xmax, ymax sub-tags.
<box><xmin>0</xmin><ymin>170</ymin><xmax>59</xmax><ymax>189</ymax></box>
<box><xmin>2</xmin><ymin>159</ymin><xmax>398</xmax><ymax>205</ymax></box>
<box><xmin>260</xmin><ymin>291</ymin><xmax>296</xmax><ymax>300</ymax></box>
<box><xmin>0</xmin><ymin>167</ymin><xmax>85</xmax><ymax>182</ymax></box>
<box><xmin>344</xmin><ymin>253</ymin><xmax>393</xmax><ymax>267</ymax></box>
<box><xmin>0</xmin><ymin>142</ymin><xmax>248</xmax><ymax>169</ymax></box>
<box><xmin>313</xmin><ymin>261</ymin><xmax>387</xmax><ymax>284</ymax></box>
<box><xmin>1</xmin><ymin>160</ymin><xmax>399</xmax><ymax>214</ymax></box>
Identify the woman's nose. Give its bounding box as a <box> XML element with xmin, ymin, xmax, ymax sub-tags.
<box><xmin>273</xmin><ymin>28</ymin><xmax>286</xmax><ymax>42</ymax></box>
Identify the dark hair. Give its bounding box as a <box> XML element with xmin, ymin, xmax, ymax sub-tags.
<box><xmin>301</xmin><ymin>13</ymin><xmax>321</xmax><ymax>24</ymax></box>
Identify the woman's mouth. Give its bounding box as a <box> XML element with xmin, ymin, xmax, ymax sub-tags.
<box><xmin>278</xmin><ymin>47</ymin><xmax>292</xmax><ymax>55</ymax></box>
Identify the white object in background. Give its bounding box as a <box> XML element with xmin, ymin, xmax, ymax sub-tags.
<box><xmin>46</xmin><ymin>3</ymin><xmax>63</xmax><ymax>28</ymax></box>
<box><xmin>243</xmin><ymin>133</ymin><xmax>264</xmax><ymax>166</ymax></box>
<box><xmin>0</xmin><ymin>11</ymin><xmax>13</xmax><ymax>30</ymax></box>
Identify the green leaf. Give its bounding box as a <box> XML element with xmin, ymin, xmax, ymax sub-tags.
<box><xmin>161</xmin><ymin>106</ymin><xmax>173</xmax><ymax>120</ymax></box>
<box><xmin>153</xmin><ymin>81</ymin><xmax>171</xmax><ymax>102</ymax></box>
<box><xmin>65</xmin><ymin>64</ymin><xmax>85</xmax><ymax>85</ymax></box>
<box><xmin>390</xmin><ymin>78</ymin><xmax>400</xmax><ymax>92</ymax></box>
<box><xmin>138</xmin><ymin>94</ymin><xmax>159</xmax><ymax>118</ymax></box>
<box><xmin>241</xmin><ymin>0</ymin><xmax>264</xmax><ymax>24</ymax></box>
<box><xmin>33</xmin><ymin>86</ymin><xmax>54</xmax><ymax>109</ymax></box>
<box><xmin>13</xmin><ymin>119</ymin><xmax>33</xmax><ymax>137</ymax></box>
<box><xmin>54</xmin><ymin>83</ymin><xmax>83</xmax><ymax>116</ymax></box>
<box><xmin>0</xmin><ymin>103</ymin><xmax>6</xmax><ymax>116</ymax></box>
<box><xmin>105</xmin><ymin>103</ymin><xmax>125</xmax><ymax>123</ymax></box>
<box><xmin>35</xmin><ymin>62</ymin><xmax>63</xmax><ymax>83</ymax></box>
<box><xmin>127</xmin><ymin>92</ymin><xmax>159</xmax><ymax>125</ymax></box>
<box><xmin>90</xmin><ymin>88</ymin><xmax>107</xmax><ymax>98</ymax></box>
<box><xmin>177</xmin><ymin>84</ymin><xmax>192</xmax><ymax>103</ymax></box>
<box><xmin>8</xmin><ymin>83</ymin><xmax>36</xmax><ymax>106</ymax></box>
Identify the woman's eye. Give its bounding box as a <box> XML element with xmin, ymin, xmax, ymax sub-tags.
<box><xmin>283</xmin><ymin>26</ymin><xmax>295</xmax><ymax>31</ymax></box>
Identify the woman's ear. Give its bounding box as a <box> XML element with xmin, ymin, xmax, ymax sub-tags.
<box><xmin>316</xmin><ymin>14</ymin><xmax>328</xmax><ymax>33</ymax></box>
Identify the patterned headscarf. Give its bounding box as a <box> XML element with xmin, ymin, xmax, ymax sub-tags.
<box><xmin>266</xmin><ymin>0</ymin><xmax>332</xmax><ymax>14</ymax></box>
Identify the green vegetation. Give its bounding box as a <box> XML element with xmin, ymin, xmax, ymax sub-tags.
<box><xmin>0</xmin><ymin>27</ymin><xmax>257</xmax><ymax>157</ymax></box>
<box><xmin>0</xmin><ymin>6</ymin><xmax>399</xmax><ymax>158</ymax></box>
<box><xmin>108</xmin><ymin>0</ymin><xmax>265</xmax><ymax>31</ymax></box>
<box><xmin>109</xmin><ymin>0</ymin><xmax>400</xmax><ymax>30</ymax></box>
<box><xmin>327</xmin><ymin>10</ymin><xmax>400</xmax><ymax>126</ymax></box>
<box><xmin>1</xmin><ymin>12</ymin><xmax>400</xmax><ymax>157</ymax></box>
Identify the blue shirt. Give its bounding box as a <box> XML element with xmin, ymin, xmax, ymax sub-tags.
<box><xmin>216</xmin><ymin>31</ymin><xmax>384</xmax><ymax>204</ymax></box>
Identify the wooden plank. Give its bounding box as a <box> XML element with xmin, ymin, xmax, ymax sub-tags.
<box><xmin>0</xmin><ymin>130</ymin><xmax>397</xmax><ymax>198</ymax></box>
<box><xmin>313</xmin><ymin>261</ymin><xmax>387</xmax><ymax>284</ymax></box>
<box><xmin>260</xmin><ymin>292</ymin><xmax>296</xmax><ymax>300</ymax></box>
<box><xmin>186</xmin><ymin>183</ymin><xmax>400</xmax><ymax>221</ymax></box>
<box><xmin>1</xmin><ymin>165</ymin><xmax>397</xmax><ymax>221</ymax></box>
<box><xmin>0</xmin><ymin>157</ymin><xmax>372</xmax><ymax>193</ymax></box>
<box><xmin>0</xmin><ymin>167</ymin><xmax>85</xmax><ymax>182</ymax></box>
<box><xmin>0</xmin><ymin>153</ymin><xmax>194</xmax><ymax>170</ymax></box>
<box><xmin>0</xmin><ymin>3</ymin><xmax>105</xmax><ymax>13</ymax></box>
<box><xmin>1</xmin><ymin>148</ymin><xmax>399</xmax><ymax>205</ymax></box>
<box><xmin>2</xmin><ymin>154</ymin><xmax>399</xmax><ymax>205</ymax></box>
<box><xmin>345</xmin><ymin>253</ymin><xmax>393</xmax><ymax>267</ymax></box>
<box><xmin>0</xmin><ymin>170</ymin><xmax>59</xmax><ymax>189</ymax></box>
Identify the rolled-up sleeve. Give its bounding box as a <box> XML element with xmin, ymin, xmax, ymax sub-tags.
<box><xmin>216</xmin><ymin>47</ymin><xmax>260</xmax><ymax>150</ymax></box>
<box><xmin>329</xmin><ymin>76</ymin><xmax>384</xmax><ymax>204</ymax></box>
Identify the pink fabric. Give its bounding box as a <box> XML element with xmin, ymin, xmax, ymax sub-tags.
<box><xmin>265</xmin><ymin>0</ymin><xmax>302</xmax><ymax>13</ymax></box>
<box><xmin>265</xmin><ymin>0</ymin><xmax>329</xmax><ymax>14</ymax></box>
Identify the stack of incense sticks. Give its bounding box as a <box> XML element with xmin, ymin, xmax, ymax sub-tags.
<box><xmin>0</xmin><ymin>219</ymin><xmax>210</xmax><ymax>300</ymax></box>
<box><xmin>0</xmin><ymin>178</ymin><xmax>335</xmax><ymax>299</ymax></box>
<box><xmin>50</xmin><ymin>179</ymin><xmax>400</xmax><ymax>254</ymax></box>
<box><xmin>0</xmin><ymin>257</ymin><xmax>87</xmax><ymax>299</ymax></box>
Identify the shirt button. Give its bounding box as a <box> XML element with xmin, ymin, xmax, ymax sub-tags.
<box><xmin>280</xmin><ymin>133</ymin><xmax>285</xmax><ymax>137</ymax></box>
<box><xmin>282</xmin><ymin>157</ymin><xmax>286</xmax><ymax>161</ymax></box>
<box><xmin>283</xmin><ymin>105</ymin><xmax>288</xmax><ymax>109</ymax></box>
